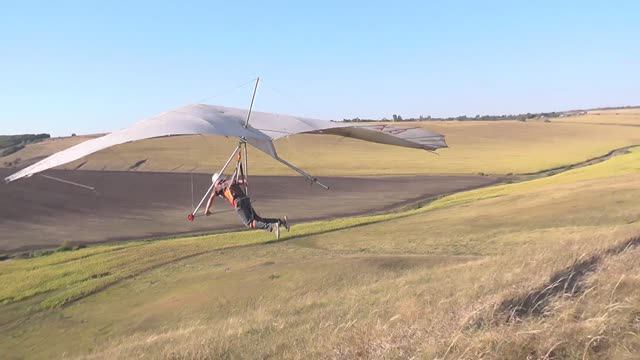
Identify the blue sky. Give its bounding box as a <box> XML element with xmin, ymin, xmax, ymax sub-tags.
<box><xmin>1</xmin><ymin>1</ymin><xmax>639</xmax><ymax>135</ymax></box>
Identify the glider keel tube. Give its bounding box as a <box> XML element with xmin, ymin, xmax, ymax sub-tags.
<box><xmin>274</xmin><ymin>156</ymin><xmax>329</xmax><ymax>190</ymax></box>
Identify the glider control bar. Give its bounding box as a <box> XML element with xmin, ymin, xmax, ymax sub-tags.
<box><xmin>188</xmin><ymin>199</ymin><xmax>256</xmax><ymax>220</ymax></box>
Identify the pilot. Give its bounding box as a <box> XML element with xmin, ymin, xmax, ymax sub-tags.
<box><xmin>203</xmin><ymin>172</ymin><xmax>289</xmax><ymax>238</ymax></box>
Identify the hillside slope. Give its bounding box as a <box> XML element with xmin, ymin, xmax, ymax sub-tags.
<box><xmin>2</xmin><ymin>147</ymin><xmax>639</xmax><ymax>358</ymax></box>
<box><xmin>0</xmin><ymin>134</ymin><xmax>50</xmax><ymax>158</ymax></box>
<box><xmin>0</xmin><ymin>135</ymin><xmax>94</xmax><ymax>168</ymax></box>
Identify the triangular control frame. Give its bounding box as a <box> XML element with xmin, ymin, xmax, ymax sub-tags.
<box><xmin>187</xmin><ymin>77</ymin><xmax>328</xmax><ymax>222</ymax></box>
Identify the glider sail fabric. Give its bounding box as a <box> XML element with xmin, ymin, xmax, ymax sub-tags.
<box><xmin>308</xmin><ymin>125</ymin><xmax>447</xmax><ymax>151</ymax></box>
<box><xmin>4</xmin><ymin>104</ymin><xmax>447</xmax><ymax>183</ymax></box>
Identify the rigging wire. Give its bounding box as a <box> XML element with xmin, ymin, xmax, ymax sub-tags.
<box><xmin>195</xmin><ymin>77</ymin><xmax>258</xmax><ymax>105</ymax></box>
<box><xmin>259</xmin><ymin>79</ymin><xmax>331</xmax><ymax>131</ymax></box>
<box><xmin>190</xmin><ymin>172</ymin><xmax>194</xmax><ymax>209</ymax></box>
<box><xmin>40</xmin><ymin>174</ymin><xmax>96</xmax><ymax>192</ymax></box>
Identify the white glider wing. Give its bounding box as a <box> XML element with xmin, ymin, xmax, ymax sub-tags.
<box><xmin>4</xmin><ymin>104</ymin><xmax>446</xmax><ymax>183</ymax></box>
<box><xmin>208</xmin><ymin>105</ymin><xmax>446</xmax><ymax>150</ymax></box>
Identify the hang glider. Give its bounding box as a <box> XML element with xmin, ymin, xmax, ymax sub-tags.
<box><xmin>4</xmin><ymin>105</ymin><xmax>447</xmax><ymax>184</ymax></box>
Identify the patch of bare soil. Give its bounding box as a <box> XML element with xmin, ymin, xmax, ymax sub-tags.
<box><xmin>0</xmin><ymin>169</ymin><xmax>497</xmax><ymax>253</ymax></box>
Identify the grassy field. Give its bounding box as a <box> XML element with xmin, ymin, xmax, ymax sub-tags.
<box><xmin>3</xmin><ymin>111</ymin><xmax>640</xmax><ymax>176</ymax></box>
<box><xmin>2</xmin><ymin>146</ymin><xmax>640</xmax><ymax>358</ymax></box>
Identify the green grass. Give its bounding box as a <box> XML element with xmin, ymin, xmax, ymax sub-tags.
<box><xmin>424</xmin><ymin>145</ymin><xmax>640</xmax><ymax>211</ymax></box>
<box><xmin>2</xmin><ymin>141</ymin><xmax>640</xmax><ymax>358</ymax></box>
<box><xmin>0</xmin><ymin>211</ymin><xmax>415</xmax><ymax>312</ymax></box>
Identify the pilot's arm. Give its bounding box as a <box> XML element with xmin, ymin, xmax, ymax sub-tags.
<box><xmin>204</xmin><ymin>192</ymin><xmax>215</xmax><ymax>216</ymax></box>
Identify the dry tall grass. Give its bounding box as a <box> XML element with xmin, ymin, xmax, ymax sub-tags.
<box><xmin>61</xmin><ymin>152</ymin><xmax>640</xmax><ymax>358</ymax></box>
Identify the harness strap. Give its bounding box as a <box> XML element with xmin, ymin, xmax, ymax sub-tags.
<box><xmin>230</xmin><ymin>151</ymin><xmax>242</xmax><ymax>184</ymax></box>
<box><xmin>238</xmin><ymin>162</ymin><xmax>247</xmax><ymax>192</ymax></box>
<box><xmin>230</xmin><ymin>151</ymin><xmax>248</xmax><ymax>194</ymax></box>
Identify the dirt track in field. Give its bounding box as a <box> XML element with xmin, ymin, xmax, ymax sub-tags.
<box><xmin>0</xmin><ymin>169</ymin><xmax>497</xmax><ymax>253</ymax></box>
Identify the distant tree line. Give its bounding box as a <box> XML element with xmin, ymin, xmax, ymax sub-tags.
<box><xmin>0</xmin><ymin>133</ymin><xmax>51</xmax><ymax>157</ymax></box>
<box><xmin>343</xmin><ymin>111</ymin><xmax>566</xmax><ymax>123</ymax></box>
<box><xmin>341</xmin><ymin>105</ymin><xmax>639</xmax><ymax>123</ymax></box>
<box><xmin>582</xmin><ymin>105</ymin><xmax>640</xmax><ymax>112</ymax></box>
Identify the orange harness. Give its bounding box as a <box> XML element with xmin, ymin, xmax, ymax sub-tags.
<box><xmin>221</xmin><ymin>182</ymin><xmax>246</xmax><ymax>208</ymax></box>
<box><xmin>223</xmin><ymin>187</ymin><xmax>237</xmax><ymax>207</ymax></box>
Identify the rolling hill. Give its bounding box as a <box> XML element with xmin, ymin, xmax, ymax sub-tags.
<box><xmin>2</xmin><ymin>110</ymin><xmax>640</xmax><ymax>176</ymax></box>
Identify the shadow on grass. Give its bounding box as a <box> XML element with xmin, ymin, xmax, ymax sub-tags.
<box><xmin>493</xmin><ymin>235</ymin><xmax>640</xmax><ymax>324</ymax></box>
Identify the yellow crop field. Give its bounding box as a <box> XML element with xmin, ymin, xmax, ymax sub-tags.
<box><xmin>3</xmin><ymin>112</ymin><xmax>640</xmax><ymax>176</ymax></box>
<box><xmin>558</xmin><ymin>108</ymin><xmax>640</xmax><ymax>126</ymax></box>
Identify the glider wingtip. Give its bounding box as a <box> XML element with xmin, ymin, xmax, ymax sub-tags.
<box><xmin>5</xmin><ymin>172</ymin><xmax>26</xmax><ymax>184</ymax></box>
